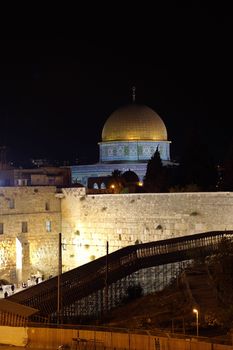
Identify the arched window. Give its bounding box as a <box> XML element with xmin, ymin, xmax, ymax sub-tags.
<box><xmin>100</xmin><ymin>182</ymin><xmax>106</xmax><ymax>189</ymax></box>
<box><xmin>93</xmin><ymin>183</ymin><xmax>99</xmax><ymax>189</ymax></box>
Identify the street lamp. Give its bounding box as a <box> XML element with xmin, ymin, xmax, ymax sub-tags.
<box><xmin>193</xmin><ymin>308</ymin><xmax>199</xmax><ymax>337</ymax></box>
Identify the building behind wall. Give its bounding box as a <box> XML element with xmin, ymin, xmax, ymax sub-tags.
<box><xmin>0</xmin><ymin>167</ymin><xmax>71</xmax><ymax>187</ymax></box>
<box><xmin>71</xmin><ymin>102</ymin><xmax>174</xmax><ymax>187</ymax></box>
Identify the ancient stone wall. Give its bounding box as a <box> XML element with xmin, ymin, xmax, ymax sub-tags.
<box><xmin>1</xmin><ymin>186</ymin><xmax>233</xmax><ymax>283</ymax></box>
<box><xmin>0</xmin><ymin>186</ymin><xmax>61</xmax><ymax>283</ymax></box>
<box><xmin>61</xmin><ymin>189</ymin><xmax>233</xmax><ymax>270</ymax></box>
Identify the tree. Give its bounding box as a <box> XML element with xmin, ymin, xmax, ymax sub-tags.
<box><xmin>126</xmin><ymin>284</ymin><xmax>143</xmax><ymax>300</ymax></box>
<box><xmin>207</xmin><ymin>238</ymin><xmax>233</xmax><ymax>325</ymax></box>
<box><xmin>112</xmin><ymin>169</ymin><xmax>122</xmax><ymax>178</ymax></box>
<box><xmin>144</xmin><ymin>148</ymin><xmax>170</xmax><ymax>192</ymax></box>
<box><xmin>110</xmin><ymin>169</ymin><xmax>125</xmax><ymax>193</ymax></box>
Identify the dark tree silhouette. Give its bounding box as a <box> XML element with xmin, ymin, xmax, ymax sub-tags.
<box><xmin>110</xmin><ymin>169</ymin><xmax>125</xmax><ymax>193</ymax></box>
<box><xmin>111</xmin><ymin>169</ymin><xmax>122</xmax><ymax>178</ymax></box>
<box><xmin>144</xmin><ymin>148</ymin><xmax>170</xmax><ymax>192</ymax></box>
<box><xmin>208</xmin><ymin>238</ymin><xmax>233</xmax><ymax>325</ymax></box>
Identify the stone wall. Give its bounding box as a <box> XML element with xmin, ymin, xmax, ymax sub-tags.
<box><xmin>0</xmin><ymin>186</ymin><xmax>61</xmax><ymax>283</ymax></box>
<box><xmin>61</xmin><ymin>189</ymin><xmax>233</xmax><ymax>270</ymax></box>
<box><xmin>1</xmin><ymin>186</ymin><xmax>233</xmax><ymax>283</ymax></box>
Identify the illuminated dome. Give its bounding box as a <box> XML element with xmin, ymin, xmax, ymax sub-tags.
<box><xmin>102</xmin><ymin>104</ymin><xmax>167</xmax><ymax>142</ymax></box>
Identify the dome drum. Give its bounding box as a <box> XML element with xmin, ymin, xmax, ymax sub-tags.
<box><xmin>99</xmin><ymin>140</ymin><xmax>171</xmax><ymax>163</ymax></box>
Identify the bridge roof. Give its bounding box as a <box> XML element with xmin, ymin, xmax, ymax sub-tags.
<box><xmin>0</xmin><ymin>299</ymin><xmax>38</xmax><ymax>317</ymax></box>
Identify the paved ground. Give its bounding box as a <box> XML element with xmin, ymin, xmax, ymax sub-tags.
<box><xmin>0</xmin><ymin>348</ymin><xmax>64</xmax><ymax>350</ymax></box>
<box><xmin>0</xmin><ymin>347</ymin><xmax>58</xmax><ymax>350</ymax></box>
<box><xmin>0</xmin><ymin>286</ymin><xmax>25</xmax><ymax>299</ymax></box>
<box><xmin>0</xmin><ymin>347</ymin><xmax>37</xmax><ymax>350</ymax></box>
<box><xmin>0</xmin><ymin>347</ymin><xmax>25</xmax><ymax>349</ymax></box>
<box><xmin>0</xmin><ymin>278</ymin><xmax>44</xmax><ymax>299</ymax></box>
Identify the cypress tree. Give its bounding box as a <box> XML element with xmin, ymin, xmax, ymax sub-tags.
<box><xmin>144</xmin><ymin>148</ymin><xmax>169</xmax><ymax>192</ymax></box>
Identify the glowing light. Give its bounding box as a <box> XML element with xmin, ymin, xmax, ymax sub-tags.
<box><xmin>16</xmin><ymin>238</ymin><xmax>22</xmax><ymax>283</ymax></box>
<box><xmin>193</xmin><ymin>308</ymin><xmax>199</xmax><ymax>337</ymax></box>
<box><xmin>138</xmin><ymin>181</ymin><xmax>143</xmax><ymax>187</ymax></box>
<box><xmin>110</xmin><ymin>184</ymin><xmax>115</xmax><ymax>189</ymax></box>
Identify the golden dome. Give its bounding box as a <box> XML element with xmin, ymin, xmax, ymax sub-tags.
<box><xmin>102</xmin><ymin>104</ymin><xmax>167</xmax><ymax>142</ymax></box>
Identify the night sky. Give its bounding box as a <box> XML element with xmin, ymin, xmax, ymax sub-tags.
<box><xmin>0</xmin><ymin>8</ymin><xmax>232</xmax><ymax>166</ymax></box>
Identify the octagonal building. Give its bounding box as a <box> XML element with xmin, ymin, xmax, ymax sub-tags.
<box><xmin>71</xmin><ymin>101</ymin><xmax>172</xmax><ymax>187</ymax></box>
<box><xmin>100</xmin><ymin>104</ymin><xmax>170</xmax><ymax>163</ymax></box>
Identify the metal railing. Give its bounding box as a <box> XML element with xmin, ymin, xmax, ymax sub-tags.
<box><xmin>8</xmin><ymin>230</ymin><xmax>233</xmax><ymax>318</ymax></box>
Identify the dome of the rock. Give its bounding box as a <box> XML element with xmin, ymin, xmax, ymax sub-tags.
<box><xmin>102</xmin><ymin>104</ymin><xmax>167</xmax><ymax>142</ymax></box>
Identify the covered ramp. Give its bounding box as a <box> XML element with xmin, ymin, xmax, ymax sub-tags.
<box><xmin>0</xmin><ymin>299</ymin><xmax>39</xmax><ymax>326</ymax></box>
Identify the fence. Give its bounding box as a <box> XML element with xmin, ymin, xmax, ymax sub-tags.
<box><xmin>1</xmin><ymin>323</ymin><xmax>231</xmax><ymax>350</ymax></box>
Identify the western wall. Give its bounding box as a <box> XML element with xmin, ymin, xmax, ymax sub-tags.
<box><xmin>1</xmin><ymin>186</ymin><xmax>233</xmax><ymax>284</ymax></box>
<box><xmin>0</xmin><ymin>186</ymin><xmax>61</xmax><ymax>283</ymax></box>
<box><xmin>61</xmin><ymin>188</ymin><xmax>233</xmax><ymax>271</ymax></box>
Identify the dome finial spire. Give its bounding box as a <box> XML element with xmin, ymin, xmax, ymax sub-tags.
<box><xmin>132</xmin><ymin>86</ymin><xmax>136</xmax><ymax>103</ymax></box>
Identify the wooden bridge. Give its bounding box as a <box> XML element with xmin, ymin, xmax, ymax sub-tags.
<box><xmin>8</xmin><ymin>230</ymin><xmax>233</xmax><ymax>322</ymax></box>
